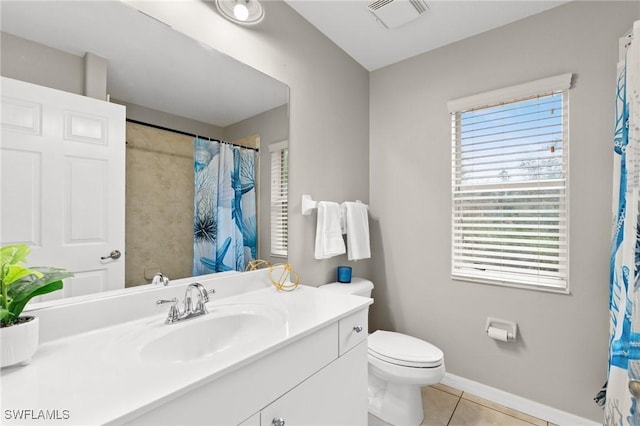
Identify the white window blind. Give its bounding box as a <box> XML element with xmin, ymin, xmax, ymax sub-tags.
<box><xmin>450</xmin><ymin>77</ymin><xmax>570</xmax><ymax>291</ymax></box>
<box><xmin>270</xmin><ymin>141</ymin><xmax>288</xmax><ymax>257</ymax></box>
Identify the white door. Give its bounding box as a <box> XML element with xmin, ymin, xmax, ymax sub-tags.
<box><xmin>0</xmin><ymin>77</ymin><xmax>126</xmax><ymax>301</ymax></box>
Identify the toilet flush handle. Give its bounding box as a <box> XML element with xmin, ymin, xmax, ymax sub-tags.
<box><xmin>353</xmin><ymin>325</ymin><xmax>364</xmax><ymax>333</ymax></box>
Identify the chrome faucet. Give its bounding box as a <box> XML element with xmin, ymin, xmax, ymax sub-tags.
<box><xmin>184</xmin><ymin>282</ymin><xmax>210</xmax><ymax>316</ymax></box>
<box><xmin>156</xmin><ymin>283</ymin><xmax>215</xmax><ymax>324</ymax></box>
<box><xmin>152</xmin><ymin>272</ymin><xmax>170</xmax><ymax>286</ymax></box>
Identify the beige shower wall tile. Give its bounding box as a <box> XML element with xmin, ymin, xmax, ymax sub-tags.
<box><xmin>126</xmin><ymin>122</ymin><xmax>194</xmax><ymax>157</ymax></box>
<box><xmin>125</xmin><ymin>122</ymin><xmax>194</xmax><ymax>287</ymax></box>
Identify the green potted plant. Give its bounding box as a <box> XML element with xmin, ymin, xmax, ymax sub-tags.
<box><xmin>1</xmin><ymin>244</ymin><xmax>72</xmax><ymax>368</ymax></box>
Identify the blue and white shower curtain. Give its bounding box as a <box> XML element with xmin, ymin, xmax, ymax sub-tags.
<box><xmin>193</xmin><ymin>137</ymin><xmax>257</xmax><ymax>275</ymax></box>
<box><xmin>606</xmin><ymin>20</ymin><xmax>640</xmax><ymax>425</ymax></box>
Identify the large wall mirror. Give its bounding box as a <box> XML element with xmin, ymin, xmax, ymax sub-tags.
<box><xmin>0</xmin><ymin>1</ymin><xmax>289</xmax><ymax>305</ymax></box>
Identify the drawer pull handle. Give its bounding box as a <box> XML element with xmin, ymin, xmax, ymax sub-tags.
<box><xmin>272</xmin><ymin>418</ymin><xmax>285</xmax><ymax>426</ymax></box>
<box><xmin>353</xmin><ymin>325</ymin><xmax>364</xmax><ymax>333</ymax></box>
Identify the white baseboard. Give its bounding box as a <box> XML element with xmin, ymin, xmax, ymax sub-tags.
<box><xmin>441</xmin><ymin>373</ymin><xmax>600</xmax><ymax>426</ymax></box>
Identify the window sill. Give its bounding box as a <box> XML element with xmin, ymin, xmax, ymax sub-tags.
<box><xmin>451</xmin><ymin>275</ymin><xmax>570</xmax><ymax>295</ymax></box>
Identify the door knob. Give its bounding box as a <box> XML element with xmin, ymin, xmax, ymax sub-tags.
<box><xmin>101</xmin><ymin>249</ymin><xmax>121</xmax><ymax>260</ymax></box>
<box><xmin>272</xmin><ymin>418</ymin><xmax>285</xmax><ymax>426</ymax></box>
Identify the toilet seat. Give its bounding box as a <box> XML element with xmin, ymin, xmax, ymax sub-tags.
<box><xmin>368</xmin><ymin>330</ymin><xmax>443</xmax><ymax>368</ymax></box>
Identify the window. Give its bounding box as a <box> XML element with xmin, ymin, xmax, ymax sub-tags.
<box><xmin>448</xmin><ymin>74</ymin><xmax>571</xmax><ymax>292</ymax></box>
<box><xmin>270</xmin><ymin>141</ymin><xmax>288</xmax><ymax>257</ymax></box>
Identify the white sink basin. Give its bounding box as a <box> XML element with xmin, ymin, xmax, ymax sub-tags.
<box><xmin>134</xmin><ymin>303</ymin><xmax>288</xmax><ymax>363</ymax></box>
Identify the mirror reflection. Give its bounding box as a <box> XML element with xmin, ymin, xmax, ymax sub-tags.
<box><xmin>0</xmin><ymin>1</ymin><xmax>289</xmax><ymax>302</ymax></box>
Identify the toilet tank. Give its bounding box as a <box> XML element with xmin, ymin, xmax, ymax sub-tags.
<box><xmin>318</xmin><ymin>277</ymin><xmax>374</xmax><ymax>298</ymax></box>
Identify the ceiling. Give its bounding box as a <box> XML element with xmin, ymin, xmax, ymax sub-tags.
<box><xmin>0</xmin><ymin>0</ymin><xmax>570</xmax><ymax>126</ymax></box>
<box><xmin>1</xmin><ymin>1</ymin><xmax>288</xmax><ymax>127</ymax></box>
<box><xmin>284</xmin><ymin>0</ymin><xmax>570</xmax><ymax>71</ymax></box>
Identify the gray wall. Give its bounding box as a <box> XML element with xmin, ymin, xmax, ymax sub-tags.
<box><xmin>1</xmin><ymin>32</ymin><xmax>83</xmax><ymax>95</ymax></box>
<box><xmin>369</xmin><ymin>1</ymin><xmax>639</xmax><ymax>421</ymax></box>
<box><xmin>130</xmin><ymin>0</ymin><xmax>372</xmax><ymax>285</ymax></box>
<box><xmin>114</xmin><ymin>99</ymin><xmax>225</xmax><ymax>139</ymax></box>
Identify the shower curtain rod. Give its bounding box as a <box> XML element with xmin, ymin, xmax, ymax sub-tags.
<box><xmin>126</xmin><ymin>118</ymin><xmax>259</xmax><ymax>151</ymax></box>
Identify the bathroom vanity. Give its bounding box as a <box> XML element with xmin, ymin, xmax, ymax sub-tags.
<box><xmin>0</xmin><ymin>271</ymin><xmax>372</xmax><ymax>425</ymax></box>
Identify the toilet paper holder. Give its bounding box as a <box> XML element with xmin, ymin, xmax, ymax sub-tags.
<box><xmin>485</xmin><ymin>317</ymin><xmax>518</xmax><ymax>342</ymax></box>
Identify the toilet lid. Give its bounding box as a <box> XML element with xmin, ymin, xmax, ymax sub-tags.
<box><xmin>368</xmin><ymin>330</ymin><xmax>443</xmax><ymax>368</ymax></box>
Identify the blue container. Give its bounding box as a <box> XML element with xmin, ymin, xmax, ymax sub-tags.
<box><xmin>337</xmin><ymin>266</ymin><xmax>352</xmax><ymax>283</ymax></box>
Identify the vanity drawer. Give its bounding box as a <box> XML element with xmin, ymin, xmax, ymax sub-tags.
<box><xmin>339</xmin><ymin>308</ymin><xmax>368</xmax><ymax>355</ymax></box>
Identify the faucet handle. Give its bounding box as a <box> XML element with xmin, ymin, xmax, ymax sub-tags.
<box><xmin>201</xmin><ymin>288</ymin><xmax>215</xmax><ymax>304</ymax></box>
<box><xmin>152</xmin><ymin>272</ymin><xmax>170</xmax><ymax>286</ymax></box>
<box><xmin>194</xmin><ymin>284</ymin><xmax>215</xmax><ymax>312</ymax></box>
<box><xmin>157</xmin><ymin>298</ymin><xmax>180</xmax><ymax>323</ymax></box>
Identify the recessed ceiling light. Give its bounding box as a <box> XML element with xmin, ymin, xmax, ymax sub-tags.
<box><xmin>233</xmin><ymin>3</ymin><xmax>249</xmax><ymax>21</ymax></box>
<box><xmin>216</xmin><ymin>0</ymin><xmax>264</xmax><ymax>25</ymax></box>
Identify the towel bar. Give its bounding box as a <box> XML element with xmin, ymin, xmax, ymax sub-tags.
<box><xmin>301</xmin><ymin>194</ymin><xmax>318</xmax><ymax>215</ymax></box>
<box><xmin>301</xmin><ymin>194</ymin><xmax>368</xmax><ymax>215</ymax></box>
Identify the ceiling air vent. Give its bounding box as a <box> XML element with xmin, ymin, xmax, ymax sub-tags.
<box><xmin>367</xmin><ymin>0</ymin><xmax>428</xmax><ymax>29</ymax></box>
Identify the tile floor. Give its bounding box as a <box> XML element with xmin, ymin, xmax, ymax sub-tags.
<box><xmin>368</xmin><ymin>383</ymin><xmax>559</xmax><ymax>426</ymax></box>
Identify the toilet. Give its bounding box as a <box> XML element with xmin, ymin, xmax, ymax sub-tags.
<box><xmin>319</xmin><ymin>278</ymin><xmax>445</xmax><ymax>426</ymax></box>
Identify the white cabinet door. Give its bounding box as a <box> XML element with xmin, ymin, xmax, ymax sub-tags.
<box><xmin>1</xmin><ymin>77</ymin><xmax>126</xmax><ymax>299</ymax></box>
<box><xmin>260</xmin><ymin>341</ymin><xmax>368</xmax><ymax>426</ymax></box>
<box><xmin>239</xmin><ymin>413</ymin><xmax>260</xmax><ymax>426</ymax></box>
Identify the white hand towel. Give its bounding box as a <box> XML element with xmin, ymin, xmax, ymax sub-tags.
<box><xmin>314</xmin><ymin>201</ymin><xmax>346</xmax><ymax>259</ymax></box>
<box><xmin>342</xmin><ymin>202</ymin><xmax>371</xmax><ymax>261</ymax></box>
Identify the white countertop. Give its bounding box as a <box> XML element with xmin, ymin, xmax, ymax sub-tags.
<box><xmin>0</xmin><ymin>285</ymin><xmax>372</xmax><ymax>425</ymax></box>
